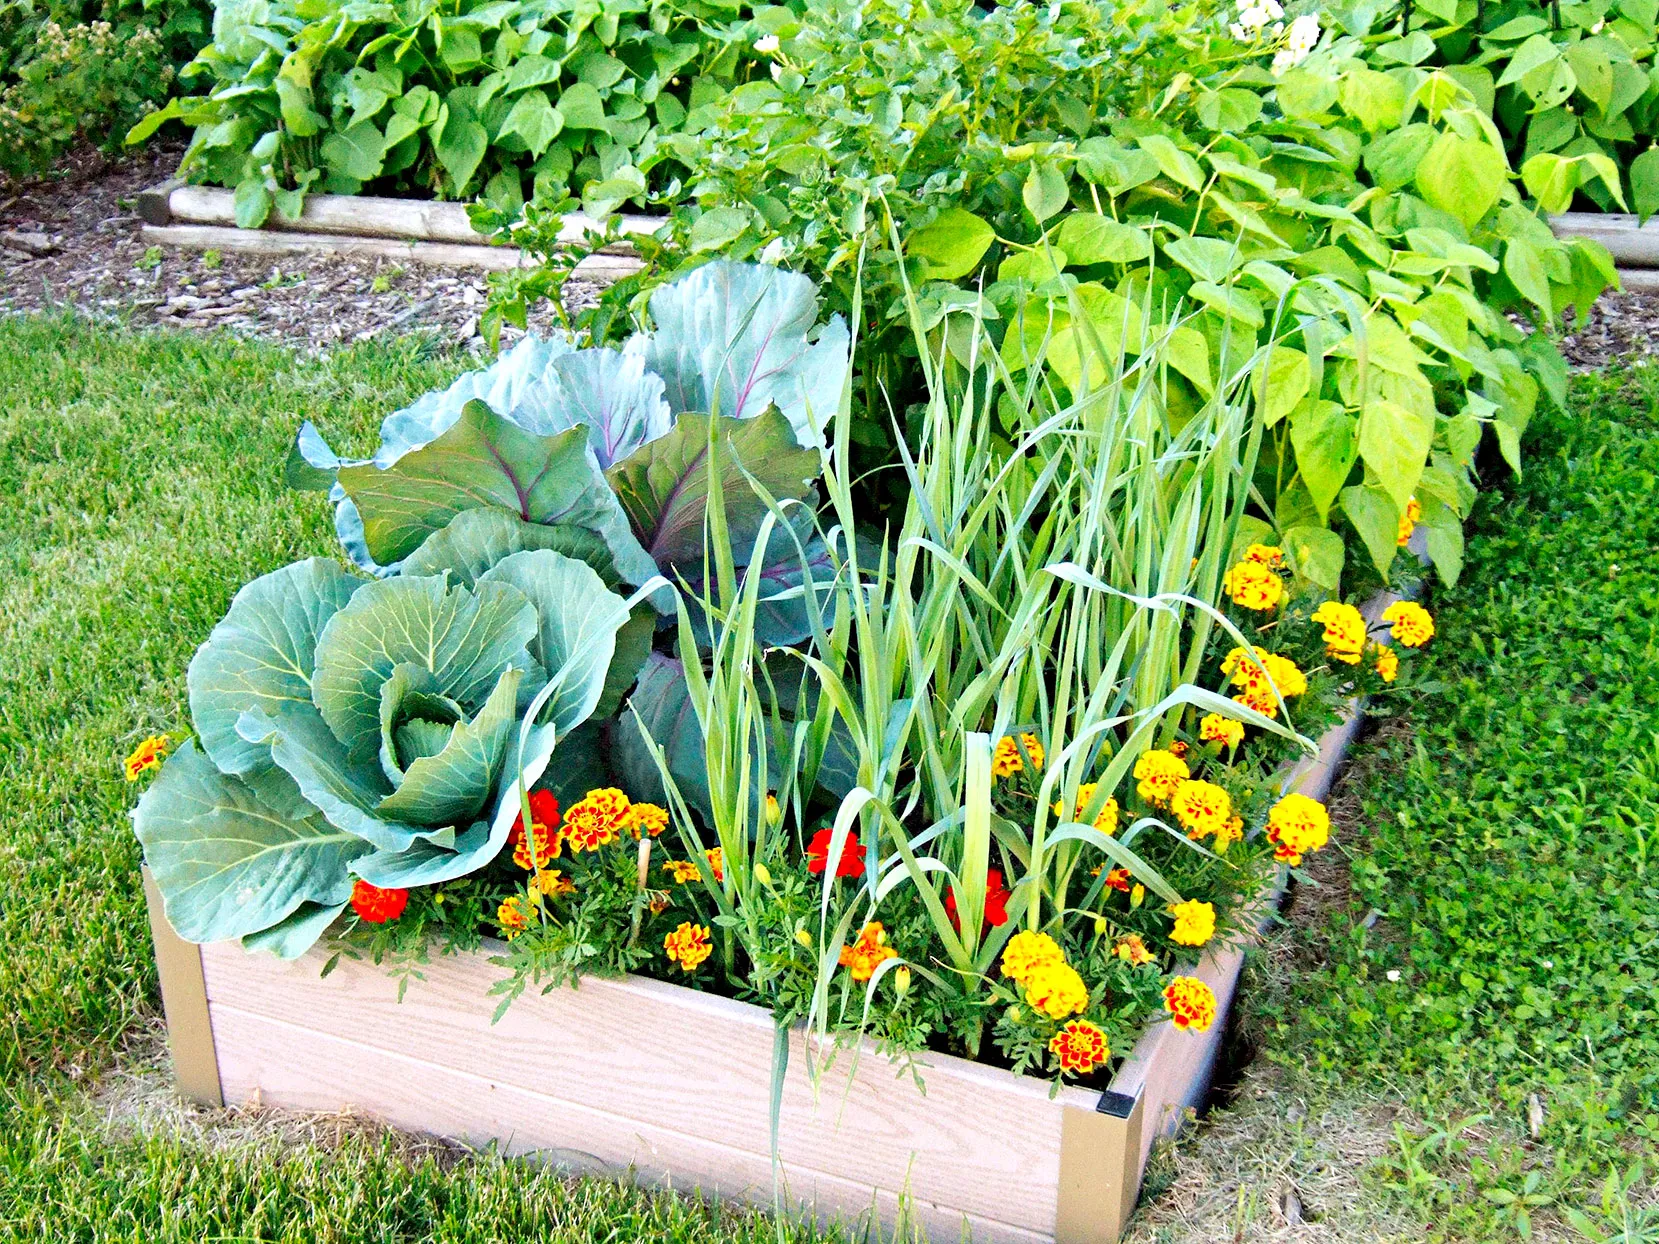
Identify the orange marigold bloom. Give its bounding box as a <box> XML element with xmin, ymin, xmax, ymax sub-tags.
<box><xmin>532</xmin><ymin>869</ymin><xmax>575</xmax><ymax>897</ymax></box>
<box><xmin>664</xmin><ymin>921</ymin><xmax>713</xmax><ymax>971</ymax></box>
<box><xmin>1052</xmin><ymin>782</ymin><xmax>1120</xmax><ymax>834</ymax></box>
<box><xmin>1372</xmin><ymin>643</ymin><xmax>1399</xmax><ymax>683</ymax></box>
<box><xmin>1169</xmin><ymin>898</ymin><xmax>1216</xmax><ymax>947</ymax></box>
<box><xmin>350</xmin><ymin>879</ymin><xmax>408</xmax><ymax>924</ymax></box>
<box><xmin>705</xmin><ymin>846</ymin><xmax>725</xmax><ymax>882</ymax></box>
<box><xmin>839</xmin><ymin>922</ymin><xmax>898</xmax><ymax>981</ymax></box>
<box><xmin>509</xmin><ymin>789</ymin><xmax>562</xmax><ymax>869</ymax></box>
<box><xmin>627</xmin><ymin>801</ymin><xmax>670</xmax><ymax>838</ymax></box>
<box><xmin>647</xmin><ymin>893</ymin><xmax>669</xmax><ymax>915</ymax></box>
<box><xmin>1169</xmin><ymin>779</ymin><xmax>1232</xmax><ymax>842</ymax></box>
<box><xmin>1049</xmin><ymin>1019</ymin><xmax>1111</xmax><ymax>1074</ymax></box>
<box><xmin>1222</xmin><ymin>560</ymin><xmax>1284</xmax><ymax>611</ymax></box>
<box><xmin>1163</xmin><ymin>975</ymin><xmax>1217</xmax><ymax>1032</ymax></box>
<box><xmin>562</xmin><ymin>787</ymin><xmax>632</xmax><ymax>851</ymax></box>
<box><xmin>1001</xmin><ymin>930</ymin><xmax>1065</xmax><ymax>983</ymax></box>
<box><xmin>1024</xmin><ymin>960</ymin><xmax>1090</xmax><ymax>1019</ymax></box>
<box><xmin>664</xmin><ymin>859</ymin><xmax>702</xmax><ymax>884</ymax></box>
<box><xmin>1199</xmin><ymin>712</ymin><xmax>1245</xmax><ymax>749</ymax></box>
<box><xmin>498</xmin><ymin>895</ymin><xmax>532</xmax><ymax>940</ymax></box>
<box><xmin>992</xmin><ymin>732</ymin><xmax>1046</xmax><ymax>778</ymax></box>
<box><xmin>1396</xmin><ymin>496</ymin><xmax>1422</xmax><ymax>547</ymax></box>
<box><xmin>1133</xmin><ymin>749</ymin><xmax>1189</xmax><ymax>806</ymax></box>
<box><xmin>1310</xmin><ymin>601</ymin><xmax>1367</xmax><ymax>665</ymax></box>
<box><xmin>1267</xmin><ymin>792</ymin><xmax>1331</xmax><ymax>866</ymax></box>
<box><xmin>1101</xmin><ymin>866</ymin><xmax>1132</xmax><ymax>893</ymax></box>
<box><xmin>123</xmin><ymin>734</ymin><xmax>170</xmax><ymax>782</ymax></box>
<box><xmin>1381</xmin><ymin>600</ymin><xmax>1434</xmax><ymax>647</ymax></box>
<box><xmin>1114</xmin><ymin>933</ymin><xmax>1155</xmax><ymax>967</ymax></box>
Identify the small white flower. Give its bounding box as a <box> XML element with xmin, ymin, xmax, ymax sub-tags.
<box><xmin>1591</xmin><ymin>17</ymin><xmax>1605</xmax><ymax>32</ymax></box>
<box><xmin>1287</xmin><ymin>12</ymin><xmax>1321</xmax><ymax>52</ymax></box>
<box><xmin>1386</xmin><ymin>969</ymin><xmax>1402</xmax><ymax>982</ymax></box>
<box><xmin>769</xmin><ymin>61</ymin><xmax>784</xmax><ymax>82</ymax></box>
<box><xmin>753</xmin><ymin>34</ymin><xmax>780</xmax><ymax>53</ymax></box>
<box><xmin>759</xmin><ymin>237</ymin><xmax>787</xmax><ymax>265</ymax></box>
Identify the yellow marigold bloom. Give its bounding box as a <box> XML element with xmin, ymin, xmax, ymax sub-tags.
<box><xmin>1113</xmin><ymin>933</ymin><xmax>1155</xmax><ymax>967</ymax></box>
<box><xmin>498</xmin><ymin>895</ymin><xmax>532</xmax><ymax>940</ymax></box>
<box><xmin>1049</xmin><ymin>1019</ymin><xmax>1111</xmax><ymax>1074</ymax></box>
<box><xmin>1001</xmin><ymin>930</ymin><xmax>1065</xmax><ymax>983</ymax></box>
<box><xmin>1199</xmin><ymin>713</ymin><xmax>1245</xmax><ymax>749</ymax></box>
<box><xmin>1396</xmin><ymin>496</ymin><xmax>1422</xmax><ymax>547</ymax></box>
<box><xmin>1023</xmin><ymin>960</ymin><xmax>1090</xmax><ymax>1020</ymax></box>
<box><xmin>1222</xmin><ymin>560</ymin><xmax>1284</xmax><ymax>611</ymax></box>
<box><xmin>1372</xmin><ymin>643</ymin><xmax>1399</xmax><ymax>683</ymax></box>
<box><xmin>992</xmin><ymin>732</ymin><xmax>1046</xmax><ymax>778</ymax></box>
<box><xmin>664</xmin><ymin>921</ymin><xmax>713</xmax><ymax>971</ymax></box>
<box><xmin>664</xmin><ymin>859</ymin><xmax>702</xmax><ymax>884</ymax></box>
<box><xmin>563</xmin><ymin>787</ymin><xmax>632</xmax><ymax>851</ymax></box>
<box><xmin>1214</xmin><ymin>815</ymin><xmax>1244</xmax><ymax>852</ymax></box>
<box><xmin>1267</xmin><ymin>792</ymin><xmax>1331</xmax><ymax>866</ymax></box>
<box><xmin>531</xmin><ymin>869</ymin><xmax>575</xmax><ymax>897</ymax></box>
<box><xmin>838</xmin><ymin>921</ymin><xmax>897</xmax><ymax>981</ymax></box>
<box><xmin>1169</xmin><ymin>898</ymin><xmax>1216</xmax><ymax>947</ymax></box>
<box><xmin>1133</xmin><ymin>749</ymin><xmax>1189</xmax><ymax>806</ymax></box>
<box><xmin>1310</xmin><ymin>600</ymin><xmax>1367</xmax><ymax>664</ymax></box>
<box><xmin>1168</xmin><ymin>779</ymin><xmax>1233</xmax><ymax>841</ymax></box>
<box><xmin>627</xmin><ymin>801</ymin><xmax>670</xmax><ymax>838</ymax></box>
<box><xmin>1243</xmin><ymin>543</ymin><xmax>1285</xmax><ymax>567</ymax></box>
<box><xmin>123</xmin><ymin>734</ymin><xmax>170</xmax><ymax>782</ymax></box>
<box><xmin>1382</xmin><ymin>600</ymin><xmax>1434</xmax><ymax>647</ymax></box>
<box><xmin>1163</xmin><ymin>975</ymin><xmax>1217</xmax><ymax>1032</ymax></box>
<box><xmin>1222</xmin><ymin>646</ymin><xmax>1307</xmax><ymax>699</ymax></box>
<box><xmin>1052</xmin><ymin>782</ymin><xmax>1120</xmax><ymax>834</ymax></box>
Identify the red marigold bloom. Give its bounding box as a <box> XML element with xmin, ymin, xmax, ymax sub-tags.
<box><xmin>944</xmin><ymin>868</ymin><xmax>1011</xmax><ymax>930</ymax></box>
<box><xmin>1163</xmin><ymin>975</ymin><xmax>1217</xmax><ymax>1032</ymax></box>
<box><xmin>1102</xmin><ymin>867</ymin><xmax>1132</xmax><ymax>893</ymax></box>
<box><xmin>123</xmin><ymin>734</ymin><xmax>171</xmax><ymax>782</ymax></box>
<box><xmin>1049</xmin><ymin>1019</ymin><xmax>1111</xmax><ymax>1075</ymax></box>
<box><xmin>507</xmin><ymin>789</ymin><xmax>561</xmax><ymax>869</ymax></box>
<box><xmin>563</xmin><ymin>787</ymin><xmax>632</xmax><ymax>852</ymax></box>
<box><xmin>350</xmin><ymin>879</ymin><xmax>408</xmax><ymax>924</ymax></box>
<box><xmin>806</xmin><ymin>828</ymin><xmax>866</xmax><ymax>878</ymax></box>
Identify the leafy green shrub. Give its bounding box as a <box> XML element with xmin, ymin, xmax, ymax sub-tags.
<box><xmin>498</xmin><ymin>0</ymin><xmax>1615</xmax><ymax>595</ymax></box>
<box><xmin>0</xmin><ymin>0</ymin><xmax>205</xmax><ymax>177</ymax></box>
<box><xmin>124</xmin><ymin>0</ymin><xmax>784</xmax><ymax>225</ymax></box>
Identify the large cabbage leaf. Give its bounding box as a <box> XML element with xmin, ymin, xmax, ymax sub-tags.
<box><xmin>133</xmin><ymin>741</ymin><xmax>368</xmax><ymax>943</ymax></box>
<box><xmin>399</xmin><ymin>501</ymin><xmax>618</xmax><ymax>587</ymax></box>
<box><xmin>616</xmin><ymin>652</ymin><xmax>710</xmax><ymax>819</ymax></box>
<box><xmin>335</xmin><ymin>399</ymin><xmax>657</xmax><ymax>583</ymax></box>
<box><xmin>639</xmin><ymin>260</ymin><xmax>851</xmax><ymax>447</ymax></box>
<box><xmin>187</xmin><ymin>558</ymin><xmax>365</xmax><ymax>777</ymax></box>
<box><xmin>604</xmin><ymin>408</ymin><xmax>820</xmax><ymax>578</ymax></box>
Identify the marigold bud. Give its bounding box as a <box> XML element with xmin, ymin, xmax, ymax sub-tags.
<box><xmin>754</xmin><ymin>861</ymin><xmax>773</xmax><ymax>886</ymax></box>
<box><xmin>1094</xmin><ymin>914</ymin><xmax>1108</xmax><ymax>936</ymax></box>
<box><xmin>894</xmin><ymin>966</ymin><xmax>912</xmax><ymax>995</ymax></box>
<box><xmin>795</xmin><ymin>927</ymin><xmax>814</xmax><ymax>948</ymax></box>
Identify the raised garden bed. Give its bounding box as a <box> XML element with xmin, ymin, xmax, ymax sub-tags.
<box><xmin>139</xmin><ymin>580</ymin><xmax>1398</xmax><ymax>1244</ymax></box>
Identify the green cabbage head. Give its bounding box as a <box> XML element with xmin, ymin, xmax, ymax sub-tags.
<box><xmin>134</xmin><ymin>511</ymin><xmax>656</xmax><ymax>958</ymax></box>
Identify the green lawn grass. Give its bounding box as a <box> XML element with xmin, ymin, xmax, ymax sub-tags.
<box><xmin>0</xmin><ymin>313</ymin><xmax>1654</xmax><ymax>1241</ymax></box>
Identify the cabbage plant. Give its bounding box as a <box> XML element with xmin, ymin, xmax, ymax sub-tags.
<box><xmin>135</xmin><ymin>519</ymin><xmax>655</xmax><ymax>958</ymax></box>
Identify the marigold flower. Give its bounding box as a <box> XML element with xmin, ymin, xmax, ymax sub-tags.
<box><xmin>123</xmin><ymin>734</ymin><xmax>170</xmax><ymax>782</ymax></box>
<box><xmin>1267</xmin><ymin>792</ymin><xmax>1331</xmax><ymax>865</ymax></box>
<box><xmin>945</xmin><ymin>867</ymin><xmax>1011</xmax><ymax>930</ymax></box>
<box><xmin>1214</xmin><ymin>815</ymin><xmax>1244</xmax><ymax>852</ymax></box>
<box><xmin>1396</xmin><ymin>496</ymin><xmax>1422</xmax><ymax>547</ymax></box>
<box><xmin>1053</xmin><ymin>782</ymin><xmax>1120</xmax><ymax>834</ymax></box>
<box><xmin>1222</xmin><ymin>560</ymin><xmax>1284</xmax><ymax>611</ymax></box>
<box><xmin>806</xmin><ymin>828</ymin><xmax>866</xmax><ymax>878</ymax></box>
<box><xmin>627</xmin><ymin>801</ymin><xmax>670</xmax><ymax>838</ymax></box>
<box><xmin>1001</xmin><ymin>929</ymin><xmax>1065</xmax><ymax>983</ymax></box>
<box><xmin>1114</xmin><ymin>933</ymin><xmax>1155</xmax><ymax>967</ymax></box>
<box><xmin>1243</xmin><ymin>543</ymin><xmax>1285</xmax><ymax>567</ymax></box>
<box><xmin>1023</xmin><ymin>960</ymin><xmax>1090</xmax><ymax>1019</ymax></box>
<box><xmin>350</xmin><ymin>879</ymin><xmax>408</xmax><ymax>924</ymax></box>
<box><xmin>992</xmin><ymin>732</ymin><xmax>1046</xmax><ymax>778</ymax></box>
<box><xmin>508</xmin><ymin>789</ymin><xmax>561</xmax><ymax>868</ymax></box>
<box><xmin>664</xmin><ymin>859</ymin><xmax>702</xmax><ymax>884</ymax></box>
<box><xmin>563</xmin><ymin>787</ymin><xmax>632</xmax><ymax>852</ymax></box>
<box><xmin>1133</xmin><ymin>749</ymin><xmax>1190</xmax><ymax>806</ymax></box>
<box><xmin>839</xmin><ymin>921</ymin><xmax>897</xmax><ymax>981</ymax></box>
<box><xmin>1223</xmin><ymin>646</ymin><xmax>1308</xmax><ymax>702</ymax></box>
<box><xmin>1381</xmin><ymin>600</ymin><xmax>1434</xmax><ymax>647</ymax></box>
<box><xmin>1169</xmin><ymin>898</ymin><xmax>1217</xmax><ymax>947</ymax></box>
<box><xmin>705</xmin><ymin>846</ymin><xmax>725</xmax><ymax>882</ymax></box>
<box><xmin>1163</xmin><ymin>975</ymin><xmax>1217</xmax><ymax>1032</ymax></box>
<box><xmin>1199</xmin><ymin>713</ymin><xmax>1245</xmax><ymax>749</ymax></box>
<box><xmin>498</xmin><ymin>895</ymin><xmax>532</xmax><ymax>940</ymax></box>
<box><xmin>1101</xmin><ymin>866</ymin><xmax>1132</xmax><ymax>893</ymax></box>
<box><xmin>1169</xmin><ymin>780</ymin><xmax>1233</xmax><ymax>841</ymax></box>
<box><xmin>1372</xmin><ymin>643</ymin><xmax>1399</xmax><ymax>683</ymax></box>
<box><xmin>1310</xmin><ymin>600</ymin><xmax>1367</xmax><ymax>664</ymax></box>
<box><xmin>1049</xmin><ymin>1019</ymin><xmax>1111</xmax><ymax>1074</ymax></box>
<box><xmin>664</xmin><ymin>921</ymin><xmax>713</xmax><ymax>971</ymax></box>
<box><xmin>532</xmin><ymin>869</ymin><xmax>575</xmax><ymax>897</ymax></box>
